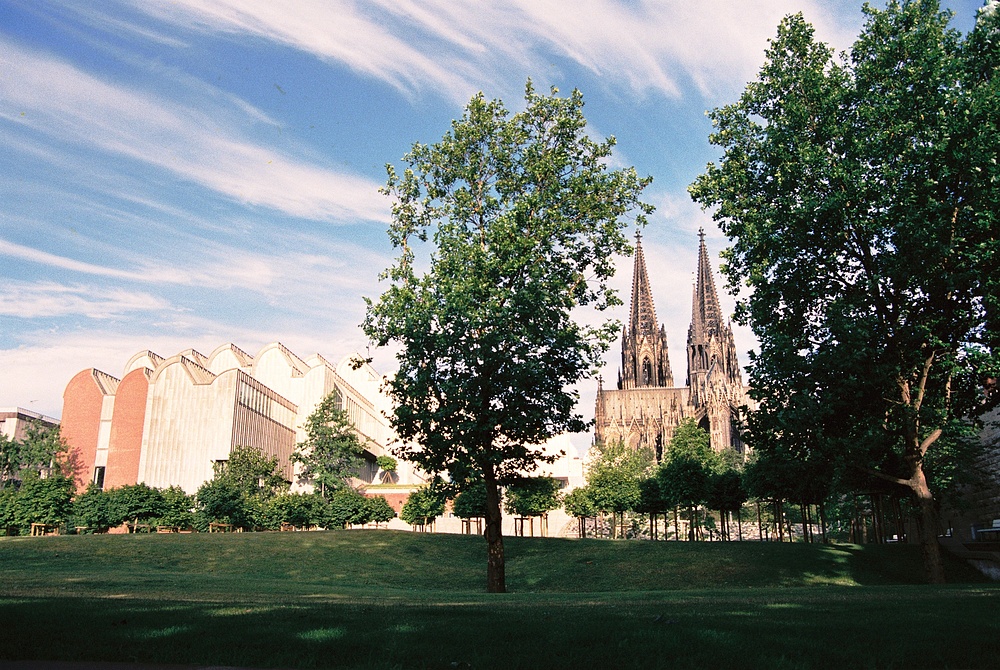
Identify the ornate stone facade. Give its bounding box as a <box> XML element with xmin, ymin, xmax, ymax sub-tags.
<box><xmin>595</xmin><ymin>231</ymin><xmax>750</xmax><ymax>458</ymax></box>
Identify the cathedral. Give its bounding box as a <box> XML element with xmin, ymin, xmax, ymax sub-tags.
<box><xmin>594</xmin><ymin>230</ymin><xmax>750</xmax><ymax>459</ymax></box>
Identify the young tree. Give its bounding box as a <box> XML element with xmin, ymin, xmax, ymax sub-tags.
<box><xmin>585</xmin><ymin>441</ymin><xmax>653</xmax><ymax>538</ymax></box>
<box><xmin>264</xmin><ymin>492</ymin><xmax>326</xmax><ymax>529</ymax></box>
<box><xmin>72</xmin><ymin>484</ymin><xmax>120</xmax><ymax>532</ymax></box>
<box><xmin>12</xmin><ymin>474</ymin><xmax>75</xmax><ymax>531</ymax></box>
<box><xmin>365</xmin><ymin>495</ymin><xmax>397</xmax><ymax>526</ymax></box>
<box><xmin>375</xmin><ymin>456</ymin><xmax>398</xmax><ymax>484</ymax></box>
<box><xmin>504</xmin><ymin>477</ymin><xmax>562</xmax><ymax>520</ymax></box>
<box><xmin>562</xmin><ymin>486</ymin><xmax>597</xmax><ymax>538</ymax></box>
<box><xmin>452</xmin><ymin>480</ymin><xmax>488</xmax><ymax>520</ymax></box>
<box><xmin>399</xmin><ymin>486</ymin><xmax>447</xmax><ymax>530</ymax></box>
<box><xmin>325</xmin><ymin>487</ymin><xmax>372</xmax><ymax>529</ymax></box>
<box><xmin>197</xmin><ymin>445</ymin><xmax>288</xmax><ymax>530</ymax></box>
<box><xmin>293</xmin><ymin>392</ymin><xmax>367</xmax><ymax>496</ymax></box>
<box><xmin>690</xmin><ymin>2</ymin><xmax>1000</xmax><ymax>582</ymax></box>
<box><xmin>363</xmin><ymin>82</ymin><xmax>652</xmax><ymax>592</ymax></box>
<box><xmin>156</xmin><ymin>486</ymin><xmax>195</xmax><ymax>529</ymax></box>
<box><xmin>113</xmin><ymin>483</ymin><xmax>166</xmax><ymax>530</ymax></box>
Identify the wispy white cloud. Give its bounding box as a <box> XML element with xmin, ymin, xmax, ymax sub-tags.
<box><xmin>0</xmin><ymin>239</ymin><xmax>145</xmax><ymax>281</ymax></box>
<box><xmin>0</xmin><ymin>281</ymin><xmax>171</xmax><ymax>319</ymax></box>
<box><xmin>130</xmin><ymin>0</ymin><xmax>861</xmax><ymax>102</ymax></box>
<box><xmin>0</xmin><ymin>234</ymin><xmax>387</xmax><ymax>298</ymax></box>
<box><xmin>0</xmin><ymin>40</ymin><xmax>388</xmax><ymax>223</ymax></box>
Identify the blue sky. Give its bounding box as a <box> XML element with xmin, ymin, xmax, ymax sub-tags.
<box><xmin>0</xmin><ymin>0</ymin><xmax>985</xmax><ymax>448</ymax></box>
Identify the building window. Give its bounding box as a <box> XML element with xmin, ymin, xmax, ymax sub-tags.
<box><xmin>92</xmin><ymin>466</ymin><xmax>105</xmax><ymax>490</ymax></box>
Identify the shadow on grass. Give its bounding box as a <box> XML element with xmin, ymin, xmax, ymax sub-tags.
<box><xmin>2</xmin><ymin>587</ymin><xmax>999</xmax><ymax>670</ymax></box>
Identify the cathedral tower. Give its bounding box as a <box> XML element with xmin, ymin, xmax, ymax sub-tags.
<box><xmin>619</xmin><ymin>233</ymin><xmax>673</xmax><ymax>390</ymax></box>
<box><xmin>595</xmin><ymin>230</ymin><xmax>750</xmax><ymax>457</ymax></box>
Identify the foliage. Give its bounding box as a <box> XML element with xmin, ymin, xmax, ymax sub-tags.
<box><xmin>399</xmin><ymin>486</ymin><xmax>447</xmax><ymax>527</ymax></box>
<box><xmin>195</xmin><ymin>478</ymin><xmax>248</xmax><ymax>528</ymax></box>
<box><xmin>155</xmin><ymin>486</ymin><xmax>195</xmax><ymax>529</ymax></box>
<box><xmin>585</xmin><ymin>441</ymin><xmax>652</xmax><ymax>515</ymax></box>
<box><xmin>0</xmin><ymin>433</ymin><xmax>16</xmax><ymax>486</ymax></box>
<box><xmin>292</xmin><ymin>392</ymin><xmax>367</xmax><ymax>497</ymax></box>
<box><xmin>218</xmin><ymin>445</ymin><xmax>288</xmax><ymax>498</ymax></box>
<box><xmin>0</xmin><ymin>422</ymin><xmax>77</xmax><ymax>486</ymax></box>
<box><xmin>0</xmin><ymin>485</ymin><xmax>17</xmax><ymax>533</ymax></box>
<box><xmin>708</xmin><ymin>469</ymin><xmax>747</xmax><ymax>515</ymax></box>
<box><xmin>363</xmin><ymin>81</ymin><xmax>652</xmax><ymax>592</ymax></box>
<box><xmin>264</xmin><ymin>492</ymin><xmax>326</xmax><ymax>529</ymax></box>
<box><xmin>72</xmin><ymin>484</ymin><xmax>120</xmax><ymax>532</ymax></box>
<box><xmin>12</xmin><ymin>474</ymin><xmax>74</xmax><ymax>530</ymax></box>
<box><xmin>689</xmin><ymin>1</ymin><xmax>1000</xmax><ymax>582</ymax></box>
<box><xmin>113</xmin><ymin>483</ymin><xmax>166</xmax><ymax>525</ymax></box>
<box><xmin>375</xmin><ymin>456</ymin><xmax>397</xmax><ymax>473</ymax></box>
<box><xmin>365</xmin><ymin>495</ymin><xmax>397</xmax><ymax>524</ymax></box>
<box><xmin>325</xmin><ymin>487</ymin><xmax>372</xmax><ymax>528</ymax></box>
<box><xmin>195</xmin><ymin>446</ymin><xmax>288</xmax><ymax>529</ymax></box>
<box><xmin>635</xmin><ymin>476</ymin><xmax>670</xmax><ymax>516</ymax></box>
<box><xmin>662</xmin><ymin>419</ymin><xmax>718</xmax><ymax>470</ymax></box>
<box><xmin>503</xmin><ymin>477</ymin><xmax>562</xmax><ymax>517</ymax></box>
<box><xmin>452</xmin><ymin>480</ymin><xmax>488</xmax><ymax>519</ymax></box>
<box><xmin>658</xmin><ymin>456</ymin><xmax>709</xmax><ymax>511</ymax></box>
<box><xmin>562</xmin><ymin>486</ymin><xmax>597</xmax><ymax>519</ymax></box>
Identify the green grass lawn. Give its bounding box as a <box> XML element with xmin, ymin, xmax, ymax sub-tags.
<box><xmin>1</xmin><ymin>530</ymin><xmax>997</xmax><ymax>669</ymax></box>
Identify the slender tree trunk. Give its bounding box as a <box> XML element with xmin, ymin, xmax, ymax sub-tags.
<box><xmin>737</xmin><ymin>509</ymin><xmax>743</xmax><ymax>541</ymax></box>
<box><xmin>483</xmin><ymin>467</ymin><xmax>506</xmax><ymax>593</ymax></box>
<box><xmin>673</xmin><ymin>507</ymin><xmax>679</xmax><ymax>541</ymax></box>
<box><xmin>756</xmin><ymin>502</ymin><xmax>763</xmax><ymax>541</ymax></box>
<box><xmin>819</xmin><ymin>501</ymin><xmax>827</xmax><ymax>544</ymax></box>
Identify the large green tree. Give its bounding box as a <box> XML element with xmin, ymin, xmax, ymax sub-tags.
<box><xmin>292</xmin><ymin>391</ymin><xmax>367</xmax><ymax>497</ymax></box>
<box><xmin>1</xmin><ymin>422</ymin><xmax>77</xmax><ymax>487</ymax></box>
<box><xmin>363</xmin><ymin>82</ymin><xmax>652</xmax><ymax>592</ymax></box>
<box><xmin>690</xmin><ymin>1</ymin><xmax>1000</xmax><ymax>582</ymax></box>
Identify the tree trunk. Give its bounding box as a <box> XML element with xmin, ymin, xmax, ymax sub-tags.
<box><xmin>912</xmin><ymin>465</ymin><xmax>946</xmax><ymax>584</ymax></box>
<box><xmin>483</xmin><ymin>468</ymin><xmax>506</xmax><ymax>593</ymax></box>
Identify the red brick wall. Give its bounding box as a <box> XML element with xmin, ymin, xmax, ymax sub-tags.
<box><xmin>61</xmin><ymin>370</ymin><xmax>104</xmax><ymax>492</ymax></box>
<box><xmin>105</xmin><ymin>369</ymin><xmax>149</xmax><ymax>489</ymax></box>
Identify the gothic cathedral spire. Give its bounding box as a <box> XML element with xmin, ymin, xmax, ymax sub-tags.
<box><xmin>620</xmin><ymin>232</ymin><xmax>673</xmax><ymax>389</ymax></box>
<box><xmin>687</xmin><ymin>228</ymin><xmax>743</xmax><ymax>407</ymax></box>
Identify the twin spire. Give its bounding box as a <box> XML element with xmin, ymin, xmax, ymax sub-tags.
<box><xmin>620</xmin><ymin>229</ymin><xmax>727</xmax><ymax>392</ymax></box>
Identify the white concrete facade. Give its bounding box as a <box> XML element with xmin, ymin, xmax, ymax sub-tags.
<box><xmin>65</xmin><ymin>342</ymin><xmax>418</xmax><ymax>494</ymax></box>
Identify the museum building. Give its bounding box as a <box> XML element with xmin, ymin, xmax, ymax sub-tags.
<box><xmin>60</xmin><ymin>342</ymin><xmax>411</xmax><ymax>494</ymax></box>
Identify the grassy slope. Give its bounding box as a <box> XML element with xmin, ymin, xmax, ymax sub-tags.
<box><xmin>0</xmin><ymin>531</ymin><xmax>997</xmax><ymax>669</ymax></box>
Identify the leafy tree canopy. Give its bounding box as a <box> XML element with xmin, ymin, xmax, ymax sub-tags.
<box><xmin>363</xmin><ymin>81</ymin><xmax>652</xmax><ymax>592</ymax></box>
<box><xmin>562</xmin><ymin>486</ymin><xmax>597</xmax><ymax>519</ymax></box>
<box><xmin>292</xmin><ymin>391</ymin><xmax>367</xmax><ymax>497</ymax></box>
<box><xmin>504</xmin><ymin>477</ymin><xmax>562</xmax><ymax>518</ymax></box>
<box><xmin>689</xmin><ymin>1</ymin><xmax>1000</xmax><ymax>583</ymax></box>
<box><xmin>452</xmin><ymin>479</ymin><xmax>488</xmax><ymax>520</ymax></box>
<box><xmin>399</xmin><ymin>486</ymin><xmax>447</xmax><ymax>527</ymax></box>
<box><xmin>217</xmin><ymin>445</ymin><xmax>288</xmax><ymax>499</ymax></box>
<box><xmin>585</xmin><ymin>441</ymin><xmax>653</xmax><ymax>514</ymax></box>
<box><xmin>1</xmin><ymin>422</ymin><xmax>77</xmax><ymax>487</ymax></box>
<box><xmin>662</xmin><ymin>419</ymin><xmax>718</xmax><ymax>470</ymax></box>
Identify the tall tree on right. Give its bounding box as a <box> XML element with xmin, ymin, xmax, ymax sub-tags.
<box><xmin>690</xmin><ymin>1</ymin><xmax>1000</xmax><ymax>582</ymax></box>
